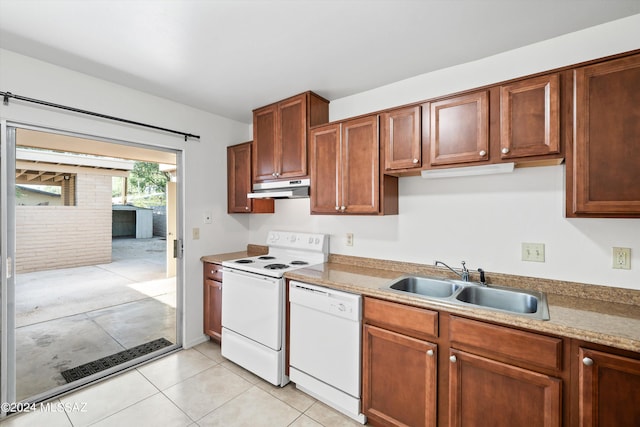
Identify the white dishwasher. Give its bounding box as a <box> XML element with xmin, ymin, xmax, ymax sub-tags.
<box><xmin>289</xmin><ymin>281</ymin><xmax>366</xmax><ymax>424</ymax></box>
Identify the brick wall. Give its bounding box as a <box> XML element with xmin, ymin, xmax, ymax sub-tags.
<box><xmin>15</xmin><ymin>173</ymin><xmax>112</xmax><ymax>273</ymax></box>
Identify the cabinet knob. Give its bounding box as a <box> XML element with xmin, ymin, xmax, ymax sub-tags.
<box><xmin>450</xmin><ymin>355</ymin><xmax>457</xmax><ymax>363</ymax></box>
<box><xmin>501</xmin><ymin>147</ymin><xmax>510</xmax><ymax>154</ymax></box>
<box><xmin>479</xmin><ymin>150</ymin><xmax>487</xmax><ymax>157</ymax></box>
<box><xmin>427</xmin><ymin>349</ymin><xmax>434</xmax><ymax>357</ymax></box>
<box><xmin>335</xmin><ymin>206</ymin><xmax>340</xmax><ymax>211</ymax></box>
<box><xmin>211</xmin><ymin>270</ymin><xmax>217</xmax><ymax>274</ymax></box>
<box><xmin>340</xmin><ymin>206</ymin><xmax>346</xmax><ymax>212</ymax></box>
<box><xmin>245</xmin><ymin>206</ymin><xmax>249</xmax><ymax>210</ymax></box>
<box><xmin>272</xmin><ymin>172</ymin><xmax>277</xmax><ymax>177</ymax></box>
<box><xmin>582</xmin><ymin>357</ymin><xmax>594</xmax><ymax>366</ymax></box>
<box><xmin>412</xmin><ymin>158</ymin><xmax>419</xmax><ymax>164</ymax></box>
<box><xmin>275</xmin><ymin>172</ymin><xmax>280</xmax><ymax>177</ymax></box>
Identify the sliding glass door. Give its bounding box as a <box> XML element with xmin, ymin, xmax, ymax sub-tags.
<box><xmin>1</xmin><ymin>122</ymin><xmax>183</xmax><ymax>408</ymax></box>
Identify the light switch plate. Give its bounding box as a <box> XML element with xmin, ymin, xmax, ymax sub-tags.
<box><xmin>522</xmin><ymin>243</ymin><xmax>545</xmax><ymax>262</ymax></box>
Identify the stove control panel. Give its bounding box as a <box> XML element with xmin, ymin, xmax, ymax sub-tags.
<box><xmin>267</xmin><ymin>231</ymin><xmax>328</xmax><ymax>252</ymax></box>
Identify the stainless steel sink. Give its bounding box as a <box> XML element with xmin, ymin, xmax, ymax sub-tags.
<box><xmin>381</xmin><ymin>276</ymin><xmax>550</xmax><ymax>320</ymax></box>
<box><xmin>455</xmin><ymin>286</ymin><xmax>537</xmax><ymax>313</ymax></box>
<box><xmin>388</xmin><ymin>276</ymin><xmax>462</xmax><ymax>298</ymax></box>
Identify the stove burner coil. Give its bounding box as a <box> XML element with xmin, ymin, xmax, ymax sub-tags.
<box><xmin>235</xmin><ymin>259</ymin><xmax>254</xmax><ymax>264</ymax></box>
<box><xmin>290</xmin><ymin>260</ymin><xmax>309</xmax><ymax>265</ymax></box>
<box><xmin>258</xmin><ymin>256</ymin><xmax>276</xmax><ymax>260</ymax></box>
<box><xmin>264</xmin><ymin>263</ymin><xmax>289</xmax><ymax>270</ymax></box>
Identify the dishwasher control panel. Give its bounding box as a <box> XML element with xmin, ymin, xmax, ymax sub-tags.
<box><xmin>289</xmin><ymin>281</ymin><xmax>361</xmax><ymax>321</ymax></box>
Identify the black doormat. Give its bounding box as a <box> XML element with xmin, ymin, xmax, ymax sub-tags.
<box><xmin>60</xmin><ymin>338</ymin><xmax>173</xmax><ymax>383</ymax></box>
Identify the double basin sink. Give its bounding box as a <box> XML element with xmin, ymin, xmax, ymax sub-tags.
<box><xmin>383</xmin><ymin>276</ymin><xmax>550</xmax><ymax>320</ymax></box>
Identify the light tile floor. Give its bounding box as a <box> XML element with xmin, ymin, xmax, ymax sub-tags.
<box><xmin>1</xmin><ymin>340</ymin><xmax>365</xmax><ymax>427</ymax></box>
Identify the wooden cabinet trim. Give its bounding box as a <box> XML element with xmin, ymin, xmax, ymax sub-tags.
<box><xmin>449</xmin><ymin>316</ymin><xmax>563</xmax><ymax>372</ymax></box>
<box><xmin>364</xmin><ymin>297</ymin><xmax>438</xmax><ymax>340</ymax></box>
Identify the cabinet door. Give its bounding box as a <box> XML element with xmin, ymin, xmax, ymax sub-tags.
<box><xmin>278</xmin><ymin>94</ymin><xmax>307</xmax><ymax>179</ymax></box>
<box><xmin>204</xmin><ymin>279</ymin><xmax>222</xmax><ymax>341</ymax></box>
<box><xmin>578</xmin><ymin>348</ymin><xmax>640</xmax><ymax>427</ymax></box>
<box><xmin>253</xmin><ymin>104</ymin><xmax>278</xmax><ymax>182</ymax></box>
<box><xmin>429</xmin><ymin>91</ymin><xmax>489</xmax><ymax>166</ymax></box>
<box><xmin>227</xmin><ymin>142</ymin><xmax>252</xmax><ymax>213</ymax></box>
<box><xmin>383</xmin><ymin>105</ymin><xmax>421</xmax><ymax>171</ymax></box>
<box><xmin>363</xmin><ymin>324</ymin><xmax>437</xmax><ymax>427</ymax></box>
<box><xmin>500</xmin><ymin>74</ymin><xmax>560</xmax><ymax>159</ymax></box>
<box><xmin>449</xmin><ymin>349</ymin><xmax>561</xmax><ymax>427</ymax></box>
<box><xmin>342</xmin><ymin>115</ymin><xmax>380</xmax><ymax>214</ymax></box>
<box><xmin>569</xmin><ymin>54</ymin><xmax>640</xmax><ymax>216</ymax></box>
<box><xmin>310</xmin><ymin>124</ymin><xmax>341</xmax><ymax>213</ymax></box>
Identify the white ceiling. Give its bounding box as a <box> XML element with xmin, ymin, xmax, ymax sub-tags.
<box><xmin>1</xmin><ymin>1</ymin><xmax>639</xmax><ymax>124</ymax></box>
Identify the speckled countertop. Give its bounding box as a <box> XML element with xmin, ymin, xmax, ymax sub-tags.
<box><xmin>201</xmin><ymin>249</ymin><xmax>640</xmax><ymax>353</ymax></box>
<box><xmin>200</xmin><ymin>244</ymin><xmax>268</xmax><ymax>264</ymax></box>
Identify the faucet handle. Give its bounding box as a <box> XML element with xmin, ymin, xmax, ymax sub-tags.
<box><xmin>477</xmin><ymin>268</ymin><xmax>486</xmax><ymax>285</ymax></box>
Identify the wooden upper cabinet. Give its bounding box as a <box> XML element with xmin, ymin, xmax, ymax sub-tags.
<box><xmin>341</xmin><ymin>116</ymin><xmax>380</xmax><ymax>214</ymax></box>
<box><xmin>578</xmin><ymin>347</ymin><xmax>640</xmax><ymax>427</ymax></box>
<box><xmin>227</xmin><ymin>142</ymin><xmax>274</xmax><ymax>214</ymax></box>
<box><xmin>500</xmin><ymin>73</ymin><xmax>561</xmax><ymax>159</ymax></box>
<box><xmin>310</xmin><ymin>115</ymin><xmax>398</xmax><ymax>215</ymax></box>
<box><xmin>568</xmin><ymin>53</ymin><xmax>640</xmax><ymax>217</ymax></box>
<box><xmin>253</xmin><ymin>106</ymin><xmax>277</xmax><ymax>182</ymax></box>
<box><xmin>382</xmin><ymin>105</ymin><xmax>422</xmax><ymax>173</ymax></box>
<box><xmin>252</xmin><ymin>91</ymin><xmax>329</xmax><ymax>183</ymax></box>
<box><xmin>428</xmin><ymin>90</ymin><xmax>489</xmax><ymax>166</ymax></box>
<box><xmin>309</xmin><ymin>123</ymin><xmax>341</xmax><ymax>214</ymax></box>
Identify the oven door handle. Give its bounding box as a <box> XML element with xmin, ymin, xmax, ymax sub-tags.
<box><xmin>222</xmin><ymin>267</ymin><xmax>279</xmax><ymax>282</ymax></box>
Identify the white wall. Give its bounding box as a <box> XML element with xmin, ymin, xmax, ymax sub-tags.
<box><xmin>249</xmin><ymin>15</ymin><xmax>640</xmax><ymax>290</ymax></box>
<box><xmin>0</xmin><ymin>49</ymin><xmax>252</xmax><ymax>347</ymax></box>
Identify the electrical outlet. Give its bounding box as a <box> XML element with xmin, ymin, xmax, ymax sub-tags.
<box><xmin>522</xmin><ymin>243</ymin><xmax>545</xmax><ymax>262</ymax></box>
<box><xmin>346</xmin><ymin>233</ymin><xmax>354</xmax><ymax>246</ymax></box>
<box><xmin>612</xmin><ymin>247</ymin><xmax>631</xmax><ymax>269</ymax></box>
<box><xmin>203</xmin><ymin>211</ymin><xmax>212</xmax><ymax>224</ymax></box>
<box><xmin>192</xmin><ymin>227</ymin><xmax>200</xmax><ymax>240</ymax></box>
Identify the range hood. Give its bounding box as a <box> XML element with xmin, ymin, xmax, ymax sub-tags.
<box><xmin>247</xmin><ymin>178</ymin><xmax>310</xmax><ymax>199</ymax></box>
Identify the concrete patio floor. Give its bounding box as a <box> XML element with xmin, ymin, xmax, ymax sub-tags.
<box><xmin>14</xmin><ymin>237</ymin><xmax>176</xmax><ymax>401</ymax></box>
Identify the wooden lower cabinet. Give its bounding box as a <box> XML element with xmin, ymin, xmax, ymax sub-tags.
<box><xmin>448</xmin><ymin>348</ymin><xmax>562</xmax><ymax>427</ymax></box>
<box><xmin>203</xmin><ymin>262</ymin><xmax>223</xmax><ymax>341</ymax></box>
<box><xmin>361</xmin><ymin>297</ymin><xmax>640</xmax><ymax>427</ymax></box>
<box><xmin>578</xmin><ymin>347</ymin><xmax>640</xmax><ymax>427</ymax></box>
<box><xmin>363</xmin><ymin>324</ymin><xmax>437</xmax><ymax>427</ymax></box>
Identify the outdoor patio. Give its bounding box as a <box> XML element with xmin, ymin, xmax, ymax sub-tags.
<box><xmin>14</xmin><ymin>237</ymin><xmax>176</xmax><ymax>400</ymax></box>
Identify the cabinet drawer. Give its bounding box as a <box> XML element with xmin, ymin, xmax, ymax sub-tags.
<box><xmin>204</xmin><ymin>262</ymin><xmax>223</xmax><ymax>281</ymax></box>
<box><xmin>364</xmin><ymin>297</ymin><xmax>438</xmax><ymax>340</ymax></box>
<box><xmin>449</xmin><ymin>316</ymin><xmax>562</xmax><ymax>371</ymax></box>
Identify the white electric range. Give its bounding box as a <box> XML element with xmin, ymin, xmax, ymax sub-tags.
<box><xmin>220</xmin><ymin>231</ymin><xmax>329</xmax><ymax>386</ymax></box>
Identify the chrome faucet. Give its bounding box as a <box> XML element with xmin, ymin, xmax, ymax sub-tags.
<box><xmin>434</xmin><ymin>260</ymin><xmax>470</xmax><ymax>281</ymax></box>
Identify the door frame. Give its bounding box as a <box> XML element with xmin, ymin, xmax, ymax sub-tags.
<box><xmin>1</xmin><ymin>120</ymin><xmax>184</xmax><ymax>408</ymax></box>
